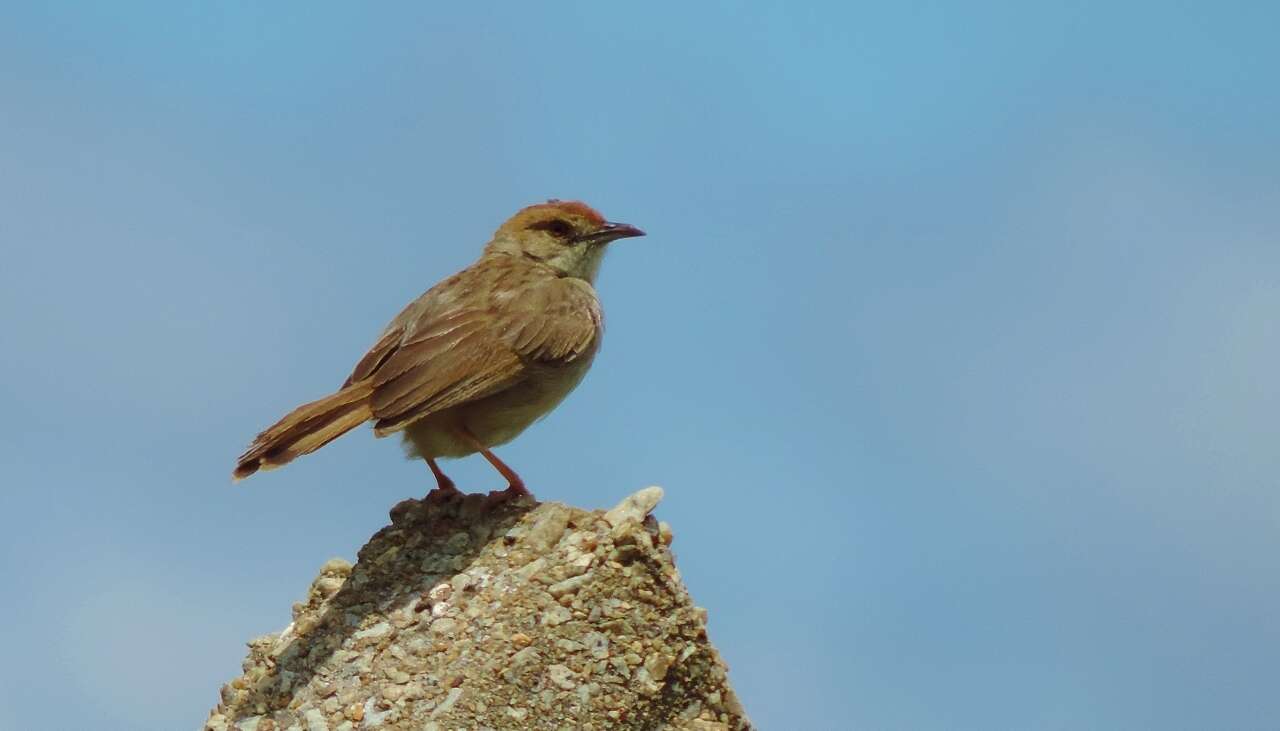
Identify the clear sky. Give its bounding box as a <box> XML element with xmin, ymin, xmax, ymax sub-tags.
<box><xmin>1</xmin><ymin>3</ymin><xmax>1277</xmax><ymax>729</ymax></box>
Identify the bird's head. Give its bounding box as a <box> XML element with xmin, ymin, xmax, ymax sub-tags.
<box><xmin>485</xmin><ymin>200</ymin><xmax>645</xmax><ymax>281</ymax></box>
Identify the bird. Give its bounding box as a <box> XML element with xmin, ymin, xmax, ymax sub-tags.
<box><xmin>232</xmin><ymin>199</ymin><xmax>644</xmax><ymax>500</ymax></box>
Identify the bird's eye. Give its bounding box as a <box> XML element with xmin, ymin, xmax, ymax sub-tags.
<box><xmin>530</xmin><ymin>218</ymin><xmax>575</xmax><ymax>238</ymax></box>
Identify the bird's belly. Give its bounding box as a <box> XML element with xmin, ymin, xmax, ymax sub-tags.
<box><xmin>400</xmin><ymin>356</ymin><xmax>594</xmax><ymax>460</ymax></box>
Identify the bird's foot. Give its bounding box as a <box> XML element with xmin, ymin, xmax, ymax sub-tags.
<box><xmin>484</xmin><ymin>483</ymin><xmax>533</xmax><ymax>510</ymax></box>
<box><xmin>424</xmin><ymin>483</ymin><xmax>463</xmax><ymax>504</ymax></box>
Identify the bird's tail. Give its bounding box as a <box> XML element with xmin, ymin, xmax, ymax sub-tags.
<box><xmin>232</xmin><ymin>382</ymin><xmax>374</xmax><ymax>481</ymax></box>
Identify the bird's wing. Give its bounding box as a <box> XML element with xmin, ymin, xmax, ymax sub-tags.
<box><xmin>358</xmin><ymin>276</ymin><xmax>601</xmax><ymax>435</ymax></box>
<box><xmin>501</xmin><ymin>276</ymin><xmax>602</xmax><ymax>364</ymax></box>
<box><xmin>367</xmin><ymin>307</ymin><xmax>524</xmax><ymax>434</ymax></box>
<box><xmin>342</xmin><ymin>325</ymin><xmax>403</xmax><ymax>388</ymax></box>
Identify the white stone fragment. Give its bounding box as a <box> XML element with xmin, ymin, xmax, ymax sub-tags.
<box><xmin>604</xmin><ymin>486</ymin><xmax>665</xmax><ymax>528</ymax></box>
<box><xmin>352</xmin><ymin>621</ymin><xmax>391</xmax><ymax>640</ymax></box>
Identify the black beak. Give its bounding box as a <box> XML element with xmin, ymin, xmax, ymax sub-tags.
<box><xmin>579</xmin><ymin>221</ymin><xmax>646</xmax><ymax>244</ymax></box>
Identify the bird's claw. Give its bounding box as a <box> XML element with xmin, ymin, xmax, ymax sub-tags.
<box><xmin>484</xmin><ymin>484</ymin><xmax>533</xmax><ymax>510</ymax></box>
<box><xmin>425</xmin><ymin>484</ymin><xmax>462</xmax><ymax>504</ymax></box>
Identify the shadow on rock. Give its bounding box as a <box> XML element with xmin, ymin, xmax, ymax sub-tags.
<box><xmin>221</xmin><ymin>492</ymin><xmax>536</xmax><ymax>719</ymax></box>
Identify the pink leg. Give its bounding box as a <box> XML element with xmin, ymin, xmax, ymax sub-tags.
<box><xmin>425</xmin><ymin>457</ymin><xmax>460</xmax><ymax>499</ymax></box>
<box><xmin>456</xmin><ymin>426</ymin><xmax>530</xmax><ymax>498</ymax></box>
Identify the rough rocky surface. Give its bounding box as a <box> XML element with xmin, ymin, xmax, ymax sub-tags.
<box><xmin>206</xmin><ymin>487</ymin><xmax>751</xmax><ymax>731</ymax></box>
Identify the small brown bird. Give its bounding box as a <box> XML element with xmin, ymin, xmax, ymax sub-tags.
<box><xmin>233</xmin><ymin>200</ymin><xmax>644</xmax><ymax>499</ymax></box>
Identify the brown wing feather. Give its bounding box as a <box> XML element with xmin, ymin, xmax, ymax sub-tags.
<box><xmin>347</xmin><ymin>269</ymin><xmax>601</xmax><ymax>437</ymax></box>
<box><xmin>505</xmin><ymin>278</ymin><xmax>602</xmax><ymax>363</ymax></box>
<box><xmin>370</xmin><ymin>327</ymin><xmax>525</xmax><ymax>433</ymax></box>
<box><xmin>343</xmin><ymin>325</ymin><xmax>403</xmax><ymax>387</ymax></box>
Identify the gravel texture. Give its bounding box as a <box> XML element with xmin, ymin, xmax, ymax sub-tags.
<box><xmin>205</xmin><ymin>487</ymin><xmax>751</xmax><ymax>731</ymax></box>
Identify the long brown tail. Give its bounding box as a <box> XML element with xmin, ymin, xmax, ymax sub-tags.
<box><xmin>233</xmin><ymin>382</ymin><xmax>374</xmax><ymax>481</ymax></box>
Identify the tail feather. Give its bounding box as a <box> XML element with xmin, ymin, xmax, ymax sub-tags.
<box><xmin>233</xmin><ymin>383</ymin><xmax>373</xmax><ymax>481</ymax></box>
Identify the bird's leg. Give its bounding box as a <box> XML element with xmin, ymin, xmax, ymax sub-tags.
<box><xmin>477</xmin><ymin>447</ymin><xmax>529</xmax><ymax>497</ymax></box>
<box><xmin>456</xmin><ymin>425</ymin><xmax>531</xmax><ymax>500</ymax></box>
<box><xmin>424</xmin><ymin>457</ymin><xmax>461</xmax><ymax>501</ymax></box>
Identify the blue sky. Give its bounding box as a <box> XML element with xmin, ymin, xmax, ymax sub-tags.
<box><xmin>1</xmin><ymin>3</ymin><xmax>1277</xmax><ymax>729</ymax></box>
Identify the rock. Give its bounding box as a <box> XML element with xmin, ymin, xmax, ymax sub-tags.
<box><xmin>206</xmin><ymin>487</ymin><xmax>751</xmax><ymax>730</ymax></box>
<box><xmin>431</xmin><ymin>687</ymin><xmax>463</xmax><ymax>718</ymax></box>
<box><xmin>603</xmin><ymin>486</ymin><xmax>664</xmax><ymax>528</ymax></box>
<box><xmin>352</xmin><ymin>621</ymin><xmax>391</xmax><ymax>641</ymax></box>
<box><xmin>523</xmin><ymin>503</ymin><xmax>572</xmax><ymax>552</ymax></box>
<box><xmin>584</xmin><ymin>631</ymin><xmax>610</xmax><ymax>659</ymax></box>
<box><xmin>546</xmin><ymin>664</ymin><xmax>577</xmax><ymax>691</ymax></box>
<box><xmin>302</xmin><ymin>708</ymin><xmax>328</xmax><ymax>731</ymax></box>
<box><xmin>540</xmin><ymin>605</ymin><xmax>573</xmax><ymax>626</ymax></box>
<box><xmin>548</xmin><ymin>571</ymin><xmax>594</xmax><ymax>597</ymax></box>
<box><xmin>645</xmin><ymin>652</ymin><xmax>673</xmax><ymax>682</ymax></box>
